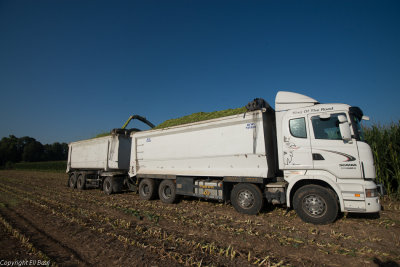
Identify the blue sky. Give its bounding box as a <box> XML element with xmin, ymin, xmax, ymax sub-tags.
<box><xmin>1</xmin><ymin>0</ymin><xmax>399</xmax><ymax>144</ymax></box>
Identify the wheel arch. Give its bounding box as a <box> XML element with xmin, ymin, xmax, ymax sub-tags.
<box><xmin>287</xmin><ymin>176</ymin><xmax>344</xmax><ymax>212</ymax></box>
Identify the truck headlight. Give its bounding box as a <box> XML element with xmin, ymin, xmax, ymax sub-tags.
<box><xmin>365</xmin><ymin>188</ymin><xmax>378</xmax><ymax>198</ymax></box>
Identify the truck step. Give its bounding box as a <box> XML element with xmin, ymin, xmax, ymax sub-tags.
<box><xmin>265</xmin><ymin>181</ymin><xmax>288</xmax><ymax>188</ymax></box>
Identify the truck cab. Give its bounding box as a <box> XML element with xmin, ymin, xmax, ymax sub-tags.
<box><xmin>275</xmin><ymin>92</ymin><xmax>380</xmax><ymax>223</ymax></box>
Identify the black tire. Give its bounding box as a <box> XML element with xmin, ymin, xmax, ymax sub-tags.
<box><xmin>231</xmin><ymin>183</ymin><xmax>264</xmax><ymax>215</ymax></box>
<box><xmin>293</xmin><ymin>184</ymin><xmax>339</xmax><ymax>224</ymax></box>
<box><xmin>103</xmin><ymin>177</ymin><xmax>113</xmax><ymax>195</ymax></box>
<box><xmin>158</xmin><ymin>180</ymin><xmax>177</xmax><ymax>204</ymax></box>
<box><xmin>68</xmin><ymin>172</ymin><xmax>77</xmax><ymax>189</ymax></box>
<box><xmin>76</xmin><ymin>173</ymin><xmax>86</xmax><ymax>190</ymax></box>
<box><xmin>138</xmin><ymin>179</ymin><xmax>157</xmax><ymax>200</ymax></box>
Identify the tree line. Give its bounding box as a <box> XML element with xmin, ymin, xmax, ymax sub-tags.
<box><xmin>0</xmin><ymin>135</ymin><xmax>68</xmax><ymax>167</ymax></box>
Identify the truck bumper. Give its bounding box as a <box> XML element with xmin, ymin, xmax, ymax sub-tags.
<box><xmin>342</xmin><ymin>196</ymin><xmax>380</xmax><ymax>213</ymax></box>
<box><xmin>339</xmin><ymin>179</ymin><xmax>381</xmax><ymax>213</ymax></box>
<box><xmin>364</xmin><ymin>197</ymin><xmax>381</xmax><ymax>213</ymax></box>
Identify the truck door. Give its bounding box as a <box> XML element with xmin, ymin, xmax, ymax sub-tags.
<box><xmin>282</xmin><ymin>115</ymin><xmax>313</xmax><ymax>169</ymax></box>
<box><xmin>308</xmin><ymin>112</ymin><xmax>362</xmax><ymax>178</ymax></box>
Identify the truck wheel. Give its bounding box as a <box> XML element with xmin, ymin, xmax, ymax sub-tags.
<box><xmin>69</xmin><ymin>173</ymin><xmax>77</xmax><ymax>189</ymax></box>
<box><xmin>103</xmin><ymin>177</ymin><xmax>113</xmax><ymax>195</ymax></box>
<box><xmin>293</xmin><ymin>185</ymin><xmax>338</xmax><ymax>224</ymax></box>
<box><xmin>231</xmin><ymin>183</ymin><xmax>264</xmax><ymax>215</ymax></box>
<box><xmin>139</xmin><ymin>179</ymin><xmax>157</xmax><ymax>200</ymax></box>
<box><xmin>76</xmin><ymin>173</ymin><xmax>86</xmax><ymax>190</ymax></box>
<box><xmin>158</xmin><ymin>180</ymin><xmax>177</xmax><ymax>204</ymax></box>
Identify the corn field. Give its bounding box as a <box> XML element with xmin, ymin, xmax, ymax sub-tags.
<box><xmin>364</xmin><ymin>121</ymin><xmax>400</xmax><ymax>198</ymax></box>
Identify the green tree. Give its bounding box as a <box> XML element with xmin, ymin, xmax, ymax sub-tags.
<box><xmin>22</xmin><ymin>140</ymin><xmax>43</xmax><ymax>162</ymax></box>
<box><xmin>0</xmin><ymin>135</ymin><xmax>22</xmax><ymax>165</ymax></box>
<box><xmin>43</xmin><ymin>142</ymin><xmax>68</xmax><ymax>161</ymax></box>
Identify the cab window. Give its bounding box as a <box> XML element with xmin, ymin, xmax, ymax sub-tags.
<box><xmin>311</xmin><ymin>113</ymin><xmax>346</xmax><ymax>140</ymax></box>
<box><xmin>289</xmin><ymin>117</ymin><xmax>307</xmax><ymax>138</ymax></box>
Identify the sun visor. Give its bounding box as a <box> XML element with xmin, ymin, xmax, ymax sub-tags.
<box><xmin>275</xmin><ymin>91</ymin><xmax>319</xmax><ymax>111</ymax></box>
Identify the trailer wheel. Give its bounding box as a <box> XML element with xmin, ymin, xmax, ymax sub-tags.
<box><xmin>158</xmin><ymin>180</ymin><xmax>177</xmax><ymax>204</ymax></box>
<box><xmin>231</xmin><ymin>183</ymin><xmax>264</xmax><ymax>215</ymax></box>
<box><xmin>103</xmin><ymin>177</ymin><xmax>113</xmax><ymax>195</ymax></box>
<box><xmin>76</xmin><ymin>173</ymin><xmax>86</xmax><ymax>190</ymax></box>
<box><xmin>293</xmin><ymin>185</ymin><xmax>338</xmax><ymax>224</ymax></box>
<box><xmin>139</xmin><ymin>179</ymin><xmax>157</xmax><ymax>200</ymax></box>
<box><xmin>68</xmin><ymin>173</ymin><xmax>77</xmax><ymax>189</ymax></box>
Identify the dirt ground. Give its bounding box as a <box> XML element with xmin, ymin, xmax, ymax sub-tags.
<box><xmin>0</xmin><ymin>170</ymin><xmax>399</xmax><ymax>266</ymax></box>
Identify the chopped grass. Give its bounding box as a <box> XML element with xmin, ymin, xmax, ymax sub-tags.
<box><xmin>94</xmin><ymin>132</ymin><xmax>110</xmax><ymax>138</ymax></box>
<box><xmin>94</xmin><ymin>106</ymin><xmax>247</xmax><ymax>137</ymax></box>
<box><xmin>154</xmin><ymin>106</ymin><xmax>247</xmax><ymax>129</ymax></box>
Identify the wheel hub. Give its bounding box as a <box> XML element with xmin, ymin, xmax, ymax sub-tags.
<box><xmin>143</xmin><ymin>185</ymin><xmax>149</xmax><ymax>195</ymax></box>
<box><xmin>163</xmin><ymin>186</ymin><xmax>171</xmax><ymax>199</ymax></box>
<box><xmin>238</xmin><ymin>190</ymin><xmax>254</xmax><ymax>209</ymax></box>
<box><xmin>303</xmin><ymin>195</ymin><xmax>326</xmax><ymax>217</ymax></box>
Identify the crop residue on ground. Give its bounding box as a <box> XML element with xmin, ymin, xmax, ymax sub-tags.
<box><xmin>0</xmin><ymin>170</ymin><xmax>399</xmax><ymax>266</ymax></box>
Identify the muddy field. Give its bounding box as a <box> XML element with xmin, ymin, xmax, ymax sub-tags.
<box><xmin>0</xmin><ymin>170</ymin><xmax>399</xmax><ymax>266</ymax></box>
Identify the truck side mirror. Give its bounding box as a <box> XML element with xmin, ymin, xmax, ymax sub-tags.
<box><xmin>338</xmin><ymin>115</ymin><xmax>351</xmax><ymax>141</ymax></box>
<box><xmin>362</xmin><ymin>115</ymin><xmax>370</xmax><ymax>121</ymax></box>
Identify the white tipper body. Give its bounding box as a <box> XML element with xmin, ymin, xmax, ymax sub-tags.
<box><xmin>67</xmin><ymin>135</ymin><xmax>131</xmax><ymax>172</ymax></box>
<box><xmin>129</xmin><ymin>110</ymin><xmax>273</xmax><ymax>178</ymax></box>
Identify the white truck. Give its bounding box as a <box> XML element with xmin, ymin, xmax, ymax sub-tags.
<box><xmin>67</xmin><ymin>91</ymin><xmax>381</xmax><ymax>224</ymax></box>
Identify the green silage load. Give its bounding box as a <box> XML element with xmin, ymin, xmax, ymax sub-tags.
<box><xmin>154</xmin><ymin>106</ymin><xmax>247</xmax><ymax>129</ymax></box>
<box><xmin>93</xmin><ymin>106</ymin><xmax>247</xmax><ymax>138</ymax></box>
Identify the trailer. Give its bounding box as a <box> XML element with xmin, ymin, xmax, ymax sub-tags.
<box><xmin>67</xmin><ymin>92</ymin><xmax>382</xmax><ymax>224</ymax></box>
<box><xmin>67</xmin><ymin>116</ymin><xmax>153</xmax><ymax>194</ymax></box>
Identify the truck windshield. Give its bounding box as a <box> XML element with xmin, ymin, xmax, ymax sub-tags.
<box><xmin>349</xmin><ymin>107</ymin><xmax>365</xmax><ymax>142</ymax></box>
